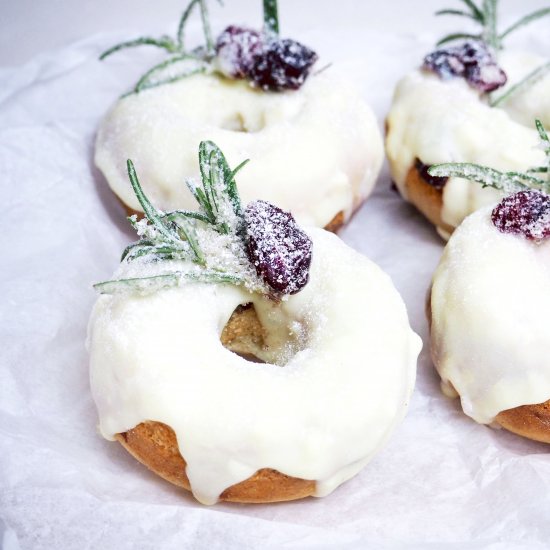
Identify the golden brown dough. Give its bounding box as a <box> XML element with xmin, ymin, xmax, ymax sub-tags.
<box><xmin>115</xmin><ymin>305</ymin><xmax>317</xmax><ymax>503</ymax></box>
<box><xmin>404</xmin><ymin>163</ymin><xmax>454</xmax><ymax>237</ymax></box>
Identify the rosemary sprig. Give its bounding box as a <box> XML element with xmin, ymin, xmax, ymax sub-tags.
<box><xmin>94</xmin><ymin>141</ymin><xmax>258</xmax><ymax>295</ymax></box>
<box><xmin>436</xmin><ymin>0</ymin><xmax>550</xmax><ymax>50</ymax></box>
<box><xmin>94</xmin><ymin>270</ymin><xmax>245</xmax><ymax>295</ymax></box>
<box><xmin>263</xmin><ymin>0</ymin><xmax>280</xmax><ymax>35</ymax></box>
<box><xmin>490</xmin><ymin>61</ymin><xmax>550</xmax><ymax>107</ymax></box>
<box><xmin>100</xmin><ymin>0</ymin><xmax>221</xmax><ymax>95</ymax></box>
<box><xmin>427</xmin><ymin>120</ymin><xmax>550</xmax><ymax>193</ymax></box>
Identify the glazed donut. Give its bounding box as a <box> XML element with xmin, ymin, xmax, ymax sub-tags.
<box><xmin>95</xmin><ymin>71</ymin><xmax>383</xmax><ymax>230</ymax></box>
<box><xmin>430</xmin><ymin>192</ymin><xmax>550</xmax><ymax>443</ymax></box>
<box><xmin>386</xmin><ymin>49</ymin><xmax>549</xmax><ymax>239</ymax></box>
<box><xmin>88</xmin><ymin>226</ymin><xmax>421</xmax><ymax>504</ymax></box>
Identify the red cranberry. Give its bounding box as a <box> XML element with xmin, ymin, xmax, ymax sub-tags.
<box><xmin>248</xmin><ymin>38</ymin><xmax>318</xmax><ymax>91</ymax></box>
<box><xmin>491</xmin><ymin>190</ymin><xmax>550</xmax><ymax>241</ymax></box>
<box><xmin>244</xmin><ymin>200</ymin><xmax>312</xmax><ymax>294</ymax></box>
<box><xmin>423</xmin><ymin>41</ymin><xmax>507</xmax><ymax>92</ymax></box>
<box><xmin>215</xmin><ymin>26</ymin><xmax>264</xmax><ymax>78</ymax></box>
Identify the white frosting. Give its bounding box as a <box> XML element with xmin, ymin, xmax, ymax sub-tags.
<box><xmin>431</xmin><ymin>207</ymin><xmax>550</xmax><ymax>424</ymax></box>
<box><xmin>386</xmin><ymin>51</ymin><xmax>549</xmax><ymax>237</ymax></box>
<box><xmin>88</xmin><ymin>229</ymin><xmax>421</xmax><ymax>504</ymax></box>
<box><xmin>95</xmin><ymin>72</ymin><xmax>383</xmax><ymax>228</ymax></box>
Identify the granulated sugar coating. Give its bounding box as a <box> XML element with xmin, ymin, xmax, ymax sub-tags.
<box><xmin>244</xmin><ymin>200</ymin><xmax>312</xmax><ymax>294</ymax></box>
<box><xmin>423</xmin><ymin>41</ymin><xmax>507</xmax><ymax>93</ymax></box>
<box><xmin>491</xmin><ymin>189</ymin><xmax>550</xmax><ymax>241</ymax></box>
<box><xmin>248</xmin><ymin>37</ymin><xmax>318</xmax><ymax>91</ymax></box>
<box><xmin>215</xmin><ymin>26</ymin><xmax>264</xmax><ymax>79</ymax></box>
<box><xmin>214</xmin><ymin>25</ymin><xmax>317</xmax><ymax>91</ymax></box>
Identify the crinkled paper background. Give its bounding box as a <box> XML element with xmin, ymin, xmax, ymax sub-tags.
<box><xmin>1</xmin><ymin>1</ymin><xmax>549</xmax><ymax>548</ymax></box>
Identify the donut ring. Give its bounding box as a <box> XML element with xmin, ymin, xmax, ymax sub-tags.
<box><xmin>429</xmin><ymin>205</ymin><xmax>550</xmax><ymax>443</ymax></box>
<box><xmin>386</xmin><ymin>50</ymin><xmax>550</xmax><ymax>239</ymax></box>
<box><xmin>89</xmin><ymin>229</ymin><xmax>421</xmax><ymax>504</ymax></box>
<box><xmin>95</xmin><ymin>72</ymin><xmax>383</xmax><ymax>229</ymax></box>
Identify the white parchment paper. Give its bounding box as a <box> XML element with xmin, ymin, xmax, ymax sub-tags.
<box><xmin>1</xmin><ymin>9</ymin><xmax>549</xmax><ymax>550</ymax></box>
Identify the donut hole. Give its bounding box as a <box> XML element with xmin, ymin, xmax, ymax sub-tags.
<box><xmin>220</xmin><ymin>303</ymin><xmax>309</xmax><ymax>366</ymax></box>
<box><xmin>219</xmin><ymin>111</ymin><xmax>266</xmax><ymax>133</ymax></box>
<box><xmin>221</xmin><ymin>303</ymin><xmax>267</xmax><ymax>363</ymax></box>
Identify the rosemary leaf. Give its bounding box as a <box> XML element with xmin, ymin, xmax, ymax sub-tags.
<box><xmin>536</xmin><ymin>119</ymin><xmax>550</xmax><ymax>154</ymax></box>
<box><xmin>527</xmin><ymin>167</ymin><xmax>549</xmax><ymax>174</ymax></box>
<box><xmin>199</xmin><ymin>0</ymin><xmax>215</xmax><ymax>54</ymax></box>
<box><xmin>127</xmin><ymin>160</ymin><xmax>177</xmax><ymax>243</ymax></box>
<box><xmin>229</xmin><ymin>159</ymin><xmax>251</xmax><ymax>180</ymax></box>
<box><xmin>202</xmin><ymin>141</ymin><xmax>243</xmax><ymax>217</ymax></box>
<box><xmin>134</xmin><ymin>54</ymin><xmax>197</xmax><ymax>92</ymax></box>
<box><xmin>459</xmin><ymin>0</ymin><xmax>484</xmax><ymax>22</ymax></box>
<box><xmin>121</xmin><ymin>240</ymin><xmax>156</xmax><ymax>261</ymax></box>
<box><xmin>177</xmin><ymin>0</ymin><xmax>200</xmax><ymax>49</ymax></box>
<box><xmin>435</xmin><ymin>9</ymin><xmax>480</xmax><ymax>21</ymax></box>
<box><xmin>99</xmin><ymin>36</ymin><xmax>178</xmax><ymax>60</ymax></box>
<box><xmin>207</xmin><ymin>149</ymin><xmax>221</xmax><ymax>216</ymax></box>
<box><xmin>499</xmin><ymin>7</ymin><xmax>550</xmax><ymax>40</ymax></box>
<box><xmin>436</xmin><ymin>32</ymin><xmax>482</xmax><ymax>46</ymax></box>
<box><xmin>481</xmin><ymin>0</ymin><xmax>499</xmax><ymax>49</ymax></box>
<box><xmin>490</xmin><ymin>61</ymin><xmax>550</xmax><ymax>107</ymax></box>
<box><xmin>173</xmin><ymin>217</ymin><xmax>206</xmax><ymax>265</ymax></box>
<box><xmin>132</xmin><ymin>66</ymin><xmax>206</xmax><ymax>95</ymax></box>
<box><xmin>263</xmin><ymin>0</ymin><xmax>280</xmax><ymax>35</ymax></box>
<box><xmin>162</xmin><ymin>210</ymin><xmax>212</xmax><ymax>224</ymax></box>
<box><xmin>95</xmin><ymin>270</ymin><xmax>245</xmax><ymax>295</ymax></box>
<box><xmin>186</xmin><ymin>178</ymin><xmax>215</xmax><ymax>222</ymax></box>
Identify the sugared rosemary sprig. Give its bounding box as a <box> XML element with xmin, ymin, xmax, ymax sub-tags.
<box><xmin>101</xmin><ymin>0</ymin><xmax>282</xmax><ymax>95</ymax></box>
<box><xmin>436</xmin><ymin>0</ymin><xmax>550</xmax><ymax>50</ymax></box>
<box><xmin>94</xmin><ymin>141</ymin><xmax>258</xmax><ymax>295</ymax></box>
<box><xmin>100</xmin><ymin>0</ymin><xmax>221</xmax><ymax>94</ymax></box>
<box><xmin>427</xmin><ymin>119</ymin><xmax>550</xmax><ymax>193</ymax></box>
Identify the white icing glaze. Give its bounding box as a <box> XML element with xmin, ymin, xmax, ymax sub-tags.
<box><xmin>386</xmin><ymin>50</ymin><xmax>549</xmax><ymax>237</ymax></box>
<box><xmin>431</xmin><ymin>207</ymin><xmax>550</xmax><ymax>424</ymax></box>
<box><xmin>88</xmin><ymin>229</ymin><xmax>421</xmax><ymax>504</ymax></box>
<box><xmin>95</xmin><ymin>72</ymin><xmax>383</xmax><ymax>228</ymax></box>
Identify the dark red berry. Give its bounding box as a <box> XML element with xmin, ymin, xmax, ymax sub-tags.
<box><xmin>423</xmin><ymin>41</ymin><xmax>506</xmax><ymax>92</ymax></box>
<box><xmin>423</xmin><ymin>49</ymin><xmax>464</xmax><ymax>80</ymax></box>
<box><xmin>415</xmin><ymin>158</ymin><xmax>448</xmax><ymax>190</ymax></box>
<box><xmin>491</xmin><ymin>190</ymin><xmax>550</xmax><ymax>241</ymax></box>
<box><xmin>215</xmin><ymin>26</ymin><xmax>264</xmax><ymax>78</ymax></box>
<box><xmin>248</xmin><ymin>38</ymin><xmax>318</xmax><ymax>91</ymax></box>
<box><xmin>244</xmin><ymin>200</ymin><xmax>312</xmax><ymax>294</ymax></box>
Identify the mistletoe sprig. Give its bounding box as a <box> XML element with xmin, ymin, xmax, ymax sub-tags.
<box><xmin>436</xmin><ymin>0</ymin><xmax>550</xmax><ymax>50</ymax></box>
<box><xmin>427</xmin><ymin>119</ymin><xmax>550</xmax><ymax>193</ymax></box>
<box><xmin>100</xmin><ymin>0</ymin><xmax>281</xmax><ymax>95</ymax></box>
<box><xmin>94</xmin><ymin>141</ymin><xmax>256</xmax><ymax>295</ymax></box>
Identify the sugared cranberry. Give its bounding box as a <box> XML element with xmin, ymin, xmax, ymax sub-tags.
<box><xmin>491</xmin><ymin>190</ymin><xmax>550</xmax><ymax>241</ymax></box>
<box><xmin>244</xmin><ymin>200</ymin><xmax>312</xmax><ymax>294</ymax></box>
<box><xmin>423</xmin><ymin>41</ymin><xmax>506</xmax><ymax>92</ymax></box>
<box><xmin>248</xmin><ymin>38</ymin><xmax>318</xmax><ymax>91</ymax></box>
<box><xmin>215</xmin><ymin>26</ymin><xmax>264</xmax><ymax>78</ymax></box>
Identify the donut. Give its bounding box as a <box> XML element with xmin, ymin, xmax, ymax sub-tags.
<box><xmin>386</xmin><ymin>34</ymin><xmax>549</xmax><ymax>239</ymax></box>
<box><xmin>429</xmin><ymin>189</ymin><xmax>550</xmax><ymax>443</ymax></box>
<box><xmin>88</xmin><ymin>142</ymin><xmax>420</xmax><ymax>504</ymax></box>
<box><xmin>96</xmin><ymin>4</ymin><xmax>383</xmax><ymax>230</ymax></box>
